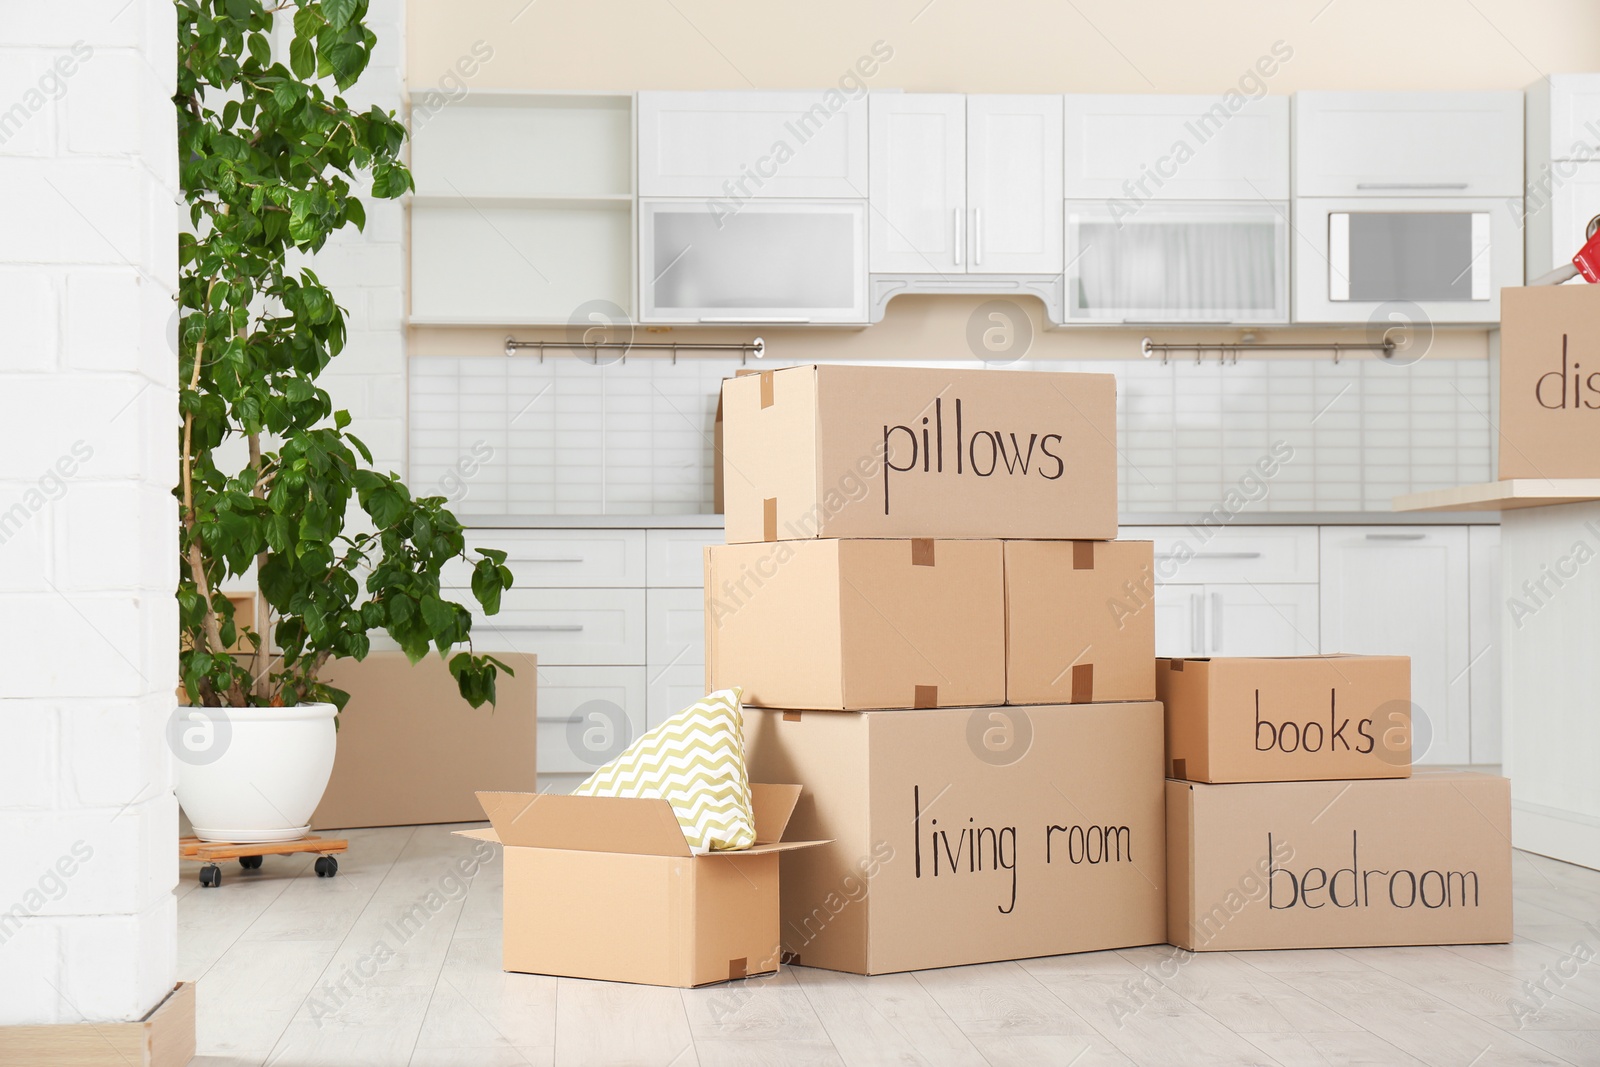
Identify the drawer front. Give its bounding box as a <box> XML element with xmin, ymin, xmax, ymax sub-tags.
<box><xmin>451</xmin><ymin>529</ymin><xmax>646</xmax><ymax>589</ymax></box>
<box><xmin>646</xmin><ymin>528</ymin><xmax>722</xmax><ymax>587</ymax></box>
<box><xmin>535</xmin><ymin>665</ymin><xmax>648</xmax><ymax>775</ymax></box>
<box><xmin>648</xmin><ymin>662</ymin><xmax>712</xmax><ymax>724</ymax></box>
<box><xmin>468</xmin><ymin>588</ymin><xmax>645</xmax><ymax>665</ymax></box>
<box><xmin>1121</xmin><ymin>525</ymin><xmax>1318</xmax><ymax>585</ymax></box>
<box><xmin>646</xmin><ymin>588</ymin><xmax>706</xmax><ymax>667</ymax></box>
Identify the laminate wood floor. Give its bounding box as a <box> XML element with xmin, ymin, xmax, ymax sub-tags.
<box><xmin>179</xmin><ymin>823</ymin><xmax>1600</xmax><ymax>1067</ymax></box>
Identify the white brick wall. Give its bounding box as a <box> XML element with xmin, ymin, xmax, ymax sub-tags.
<box><xmin>0</xmin><ymin>0</ymin><xmax>179</xmax><ymax>1024</ymax></box>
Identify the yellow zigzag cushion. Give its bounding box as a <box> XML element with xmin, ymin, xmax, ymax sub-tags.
<box><xmin>571</xmin><ymin>687</ymin><xmax>756</xmax><ymax>854</ymax></box>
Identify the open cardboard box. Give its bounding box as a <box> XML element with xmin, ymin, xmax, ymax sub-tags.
<box><xmin>456</xmin><ymin>783</ymin><xmax>826</xmax><ymax>987</ymax></box>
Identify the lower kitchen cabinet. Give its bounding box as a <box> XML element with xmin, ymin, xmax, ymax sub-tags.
<box><xmin>1318</xmin><ymin>526</ymin><xmax>1473</xmax><ymax>766</ymax></box>
<box><xmin>648</xmin><ymin>662</ymin><xmax>712</xmax><ymax>725</ymax></box>
<box><xmin>532</xmin><ymin>665</ymin><xmax>648</xmax><ymax>791</ymax></box>
<box><xmin>1154</xmin><ymin>582</ymin><xmax>1319</xmax><ymax>657</ymax></box>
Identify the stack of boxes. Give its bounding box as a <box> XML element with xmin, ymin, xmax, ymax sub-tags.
<box><xmin>707</xmin><ymin>364</ymin><xmax>1169</xmax><ymax>974</ymax></box>
<box><xmin>1161</xmin><ymin>655</ymin><xmax>1513</xmax><ymax>950</ymax></box>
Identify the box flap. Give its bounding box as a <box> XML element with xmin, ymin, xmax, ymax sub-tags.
<box><xmin>750</xmin><ymin>783</ymin><xmax>803</xmax><ymax>844</ymax></box>
<box><xmin>475</xmin><ymin>791</ymin><xmax>692</xmax><ymax>857</ymax></box>
<box><xmin>704</xmin><ymin>838</ymin><xmax>829</xmax><ymax>858</ymax></box>
<box><xmin>452</xmin><ymin>827</ymin><xmax>500</xmax><ymax>844</ymax></box>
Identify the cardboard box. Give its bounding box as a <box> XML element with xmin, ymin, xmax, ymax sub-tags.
<box><xmin>1158</xmin><ymin>655</ymin><xmax>1411</xmax><ymax>783</ymax></box>
<box><xmin>0</xmin><ymin>982</ymin><xmax>195</xmax><ymax>1067</ymax></box>
<box><xmin>720</xmin><ymin>364</ymin><xmax>1118</xmax><ymax>543</ymax></box>
<box><xmin>1499</xmin><ymin>285</ymin><xmax>1600</xmax><ymax>478</ymax></box>
<box><xmin>313</xmin><ymin>651</ymin><xmax>539</xmax><ymax>829</ymax></box>
<box><xmin>1005</xmin><ymin>539</ymin><xmax>1156</xmax><ymax>705</ymax></box>
<box><xmin>456</xmin><ymin>784</ymin><xmax>825</xmax><ymax>987</ymax></box>
<box><xmin>705</xmin><ymin>539</ymin><xmax>1005</xmax><ymax>710</ymax></box>
<box><xmin>743</xmin><ymin>702</ymin><xmax>1167</xmax><ymax>974</ymax></box>
<box><xmin>1166</xmin><ymin>772</ymin><xmax>1512</xmax><ymax>951</ymax></box>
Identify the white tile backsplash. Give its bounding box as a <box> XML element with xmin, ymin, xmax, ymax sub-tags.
<box><xmin>409</xmin><ymin>355</ymin><xmax>1495</xmax><ymax>516</ymax></box>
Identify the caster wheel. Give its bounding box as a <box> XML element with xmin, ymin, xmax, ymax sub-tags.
<box><xmin>314</xmin><ymin>856</ymin><xmax>338</xmax><ymax>878</ymax></box>
<box><xmin>199</xmin><ymin>865</ymin><xmax>222</xmax><ymax>888</ymax></box>
<box><xmin>239</xmin><ymin>855</ymin><xmax>263</xmax><ymax>870</ymax></box>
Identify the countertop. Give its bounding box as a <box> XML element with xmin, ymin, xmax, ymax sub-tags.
<box><xmin>457</xmin><ymin>510</ymin><xmax>1502</xmax><ymax>529</ymax></box>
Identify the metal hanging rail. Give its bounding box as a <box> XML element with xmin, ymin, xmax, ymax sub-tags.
<box><xmin>504</xmin><ymin>336</ymin><xmax>765</xmax><ymax>363</ymax></box>
<box><xmin>1141</xmin><ymin>336</ymin><xmax>1397</xmax><ymax>365</ymax></box>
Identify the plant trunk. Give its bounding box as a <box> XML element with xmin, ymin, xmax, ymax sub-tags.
<box><xmin>248</xmin><ymin>431</ymin><xmax>274</xmax><ymax>703</ymax></box>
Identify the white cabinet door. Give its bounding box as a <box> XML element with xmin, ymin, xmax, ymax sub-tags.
<box><xmin>1155</xmin><ymin>584</ymin><xmax>1205</xmax><ymax>658</ymax></box>
<box><xmin>645</xmin><ymin>528</ymin><xmax>721</xmax><ymax>587</ymax></box>
<box><xmin>868</xmin><ymin>93</ymin><xmax>966</xmax><ymax>274</ymax></box>
<box><xmin>1532</xmin><ymin>73</ymin><xmax>1600</xmax><ymax>162</ymax></box>
<box><xmin>1468</xmin><ymin>525</ymin><xmax>1502</xmax><ymax>765</ymax></box>
<box><xmin>646</xmin><ymin>587</ymin><xmax>705</xmax><ymax>668</ymax></box>
<box><xmin>1063</xmin><ymin>200</ymin><xmax>1288</xmax><ymax>323</ymax></box>
<box><xmin>967</xmin><ymin>94</ymin><xmax>1063</xmax><ymax>274</ymax></box>
<box><xmin>1528</xmin><ymin>161</ymin><xmax>1600</xmax><ymax>281</ymax></box>
<box><xmin>1063</xmin><ymin>94</ymin><xmax>1289</xmax><ymax>200</ymax></box>
<box><xmin>1206</xmin><ymin>583</ymin><xmax>1319</xmax><ymax>656</ymax></box>
<box><xmin>534</xmin><ymin>665</ymin><xmax>648</xmax><ymax>775</ymax></box>
<box><xmin>1293</xmin><ymin>91</ymin><xmax>1523</xmax><ymax>198</ymax></box>
<box><xmin>638</xmin><ymin>90</ymin><xmax>869</xmax><ymax>199</ymax></box>
<box><xmin>1122</xmin><ymin>525</ymin><xmax>1318</xmax><ymax>585</ymax></box>
<box><xmin>639</xmin><ymin>198</ymin><xmax>868</xmax><ymax>324</ymax></box>
<box><xmin>648</xmin><ymin>662</ymin><xmax>712</xmax><ymax>726</ymax></box>
<box><xmin>1318</xmin><ymin>526</ymin><xmax>1471</xmax><ymax>765</ymax></box>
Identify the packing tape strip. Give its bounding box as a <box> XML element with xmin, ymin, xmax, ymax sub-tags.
<box><xmin>1073</xmin><ymin>541</ymin><xmax>1095</xmax><ymax>570</ymax></box>
<box><xmin>913</xmin><ymin>685</ymin><xmax>938</xmax><ymax>708</ymax></box>
<box><xmin>911</xmin><ymin>538</ymin><xmax>935</xmax><ymax>567</ymax></box>
<box><xmin>763</xmin><ymin>497</ymin><xmax>777</xmax><ymax>542</ymax></box>
<box><xmin>1070</xmin><ymin>663</ymin><xmax>1094</xmax><ymax>703</ymax></box>
<box><xmin>759</xmin><ymin>371</ymin><xmax>774</xmax><ymax>408</ymax></box>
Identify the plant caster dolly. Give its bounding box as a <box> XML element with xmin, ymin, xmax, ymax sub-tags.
<box><xmin>239</xmin><ymin>855</ymin><xmax>263</xmax><ymax>871</ymax></box>
<box><xmin>314</xmin><ymin>856</ymin><xmax>339</xmax><ymax>878</ymax></box>
<box><xmin>198</xmin><ymin>864</ymin><xmax>222</xmax><ymax>888</ymax></box>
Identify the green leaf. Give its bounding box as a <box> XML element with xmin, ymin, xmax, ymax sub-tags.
<box><xmin>322</xmin><ymin>0</ymin><xmax>359</xmax><ymax>29</ymax></box>
<box><xmin>289</xmin><ymin>34</ymin><xmax>315</xmax><ymax>79</ymax></box>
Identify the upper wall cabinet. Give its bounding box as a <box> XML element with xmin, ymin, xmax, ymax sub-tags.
<box><xmin>1063</xmin><ymin>95</ymin><xmax>1288</xmax><ymax>200</ymax></box>
<box><xmin>1293</xmin><ymin>91</ymin><xmax>1523</xmax><ymax>198</ymax></box>
<box><xmin>409</xmin><ymin>92</ymin><xmax>635</xmax><ymax>325</ymax></box>
<box><xmin>638</xmin><ymin>91</ymin><xmax>869</xmax><ymax>199</ymax></box>
<box><xmin>1524</xmin><ymin>75</ymin><xmax>1600</xmax><ymax>281</ymax></box>
<box><xmin>868</xmin><ymin>93</ymin><xmax>1063</xmax><ymax>276</ymax></box>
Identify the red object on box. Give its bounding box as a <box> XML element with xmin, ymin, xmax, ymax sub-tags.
<box><xmin>1573</xmin><ymin>226</ymin><xmax>1600</xmax><ymax>283</ymax></box>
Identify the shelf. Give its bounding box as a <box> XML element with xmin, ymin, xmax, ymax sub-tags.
<box><xmin>1392</xmin><ymin>479</ymin><xmax>1600</xmax><ymax>513</ymax></box>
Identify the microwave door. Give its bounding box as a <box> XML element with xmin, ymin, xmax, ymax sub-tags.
<box><xmin>1326</xmin><ymin>210</ymin><xmax>1491</xmax><ymax>303</ymax></box>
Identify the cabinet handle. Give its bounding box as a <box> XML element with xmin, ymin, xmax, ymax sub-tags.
<box><xmin>1190</xmin><ymin>592</ymin><xmax>1205</xmax><ymax>656</ymax></box>
<box><xmin>1210</xmin><ymin>592</ymin><xmax>1223</xmax><ymax>653</ymax></box>
<box><xmin>1122</xmin><ymin>318</ymin><xmax>1235</xmax><ymax>325</ymax></box>
<box><xmin>515</xmin><ymin>624</ymin><xmax>586</xmax><ymax>632</ymax></box>
<box><xmin>1364</xmin><ymin>533</ymin><xmax>1427</xmax><ymax>541</ymax></box>
<box><xmin>972</xmin><ymin>207</ymin><xmax>981</xmax><ymax>266</ymax></box>
<box><xmin>1354</xmin><ymin>182</ymin><xmax>1469</xmax><ymax>190</ymax></box>
<box><xmin>543</xmin><ymin>715</ymin><xmax>587</xmax><ymax>724</ymax></box>
<box><xmin>521</xmin><ymin>557</ymin><xmax>585</xmax><ymax>564</ymax></box>
<box><xmin>952</xmin><ymin>207</ymin><xmax>963</xmax><ymax>266</ymax></box>
<box><xmin>698</xmin><ymin>316</ymin><xmax>811</xmax><ymax>324</ymax></box>
<box><xmin>1156</xmin><ymin>551</ymin><xmax>1263</xmax><ymax>560</ymax></box>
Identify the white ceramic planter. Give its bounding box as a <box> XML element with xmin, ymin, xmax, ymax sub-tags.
<box><xmin>175</xmin><ymin>702</ymin><xmax>338</xmax><ymax>843</ymax></box>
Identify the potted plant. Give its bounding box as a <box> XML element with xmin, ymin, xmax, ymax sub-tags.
<box><xmin>174</xmin><ymin>0</ymin><xmax>511</xmax><ymax>842</ymax></box>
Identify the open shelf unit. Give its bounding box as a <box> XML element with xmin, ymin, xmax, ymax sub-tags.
<box><xmin>409</xmin><ymin>91</ymin><xmax>635</xmax><ymax>325</ymax></box>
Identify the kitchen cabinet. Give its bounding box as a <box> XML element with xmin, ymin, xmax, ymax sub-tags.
<box><xmin>408</xmin><ymin>92</ymin><xmax>635</xmax><ymax>325</ymax></box>
<box><xmin>1526</xmin><ymin>74</ymin><xmax>1600</xmax><ymax>167</ymax></box>
<box><xmin>1468</xmin><ymin>524</ymin><xmax>1502</xmax><ymax>764</ymax></box>
<box><xmin>1063</xmin><ymin>200</ymin><xmax>1288</xmax><ymax>323</ymax></box>
<box><xmin>867</xmin><ymin>93</ymin><xmax>1062</xmax><ymax>276</ymax></box>
<box><xmin>1292</xmin><ymin>196</ymin><xmax>1520</xmax><ymax>324</ymax></box>
<box><xmin>1123</xmin><ymin>525</ymin><xmax>1318</xmax><ymax>584</ymax></box>
<box><xmin>1317</xmin><ymin>526</ymin><xmax>1471</xmax><ymax>766</ymax></box>
<box><xmin>637</xmin><ymin>90</ymin><xmax>869</xmax><ymax>199</ymax></box>
<box><xmin>1292</xmin><ymin>91</ymin><xmax>1523</xmax><ymax>198</ymax></box>
<box><xmin>1154</xmin><ymin>583</ymin><xmax>1319</xmax><ymax>657</ymax></box>
<box><xmin>639</xmin><ymin>198</ymin><xmax>868</xmax><ymax>324</ymax></box>
<box><xmin>1524</xmin><ymin>76</ymin><xmax>1600</xmax><ymax>281</ymax></box>
<box><xmin>1063</xmin><ymin>94</ymin><xmax>1289</xmax><ymax>200</ymax></box>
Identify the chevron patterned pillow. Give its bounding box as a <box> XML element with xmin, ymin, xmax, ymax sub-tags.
<box><xmin>571</xmin><ymin>687</ymin><xmax>756</xmax><ymax>854</ymax></box>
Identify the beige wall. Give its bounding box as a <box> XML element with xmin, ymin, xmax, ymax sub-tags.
<box><xmin>404</xmin><ymin>0</ymin><xmax>1600</xmax><ymax>363</ymax></box>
